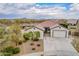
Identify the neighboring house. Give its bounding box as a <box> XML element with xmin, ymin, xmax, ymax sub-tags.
<box><xmin>57</xmin><ymin>19</ymin><xmax>67</xmax><ymax>24</ymax></box>
<box><xmin>67</xmin><ymin>20</ymin><xmax>78</xmax><ymax>26</ymax></box>
<box><xmin>67</xmin><ymin>20</ymin><xmax>78</xmax><ymax>35</ymax></box>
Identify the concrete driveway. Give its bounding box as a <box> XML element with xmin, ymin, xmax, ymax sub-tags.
<box><xmin>44</xmin><ymin>37</ymin><xmax>78</xmax><ymax>56</ymax></box>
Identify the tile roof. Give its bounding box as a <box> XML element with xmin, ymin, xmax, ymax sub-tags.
<box><xmin>37</xmin><ymin>20</ymin><xmax>58</xmax><ymax>27</ymax></box>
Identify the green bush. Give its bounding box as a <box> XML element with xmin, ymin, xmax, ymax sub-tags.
<box><xmin>32</xmin><ymin>31</ymin><xmax>40</xmax><ymax>41</ymax></box>
<box><xmin>3</xmin><ymin>52</ymin><xmax>12</xmax><ymax>56</ymax></box>
<box><xmin>13</xmin><ymin>47</ymin><xmax>20</xmax><ymax>54</ymax></box>
<box><xmin>60</xmin><ymin>24</ymin><xmax>68</xmax><ymax>28</ymax></box>
<box><xmin>18</xmin><ymin>41</ymin><xmax>22</xmax><ymax>45</ymax></box>
<box><xmin>2</xmin><ymin>46</ymin><xmax>14</xmax><ymax>54</ymax></box>
<box><xmin>1</xmin><ymin>46</ymin><xmax>20</xmax><ymax>56</ymax></box>
<box><xmin>30</xmin><ymin>43</ymin><xmax>34</xmax><ymax>46</ymax></box>
<box><xmin>23</xmin><ymin>31</ymin><xmax>40</xmax><ymax>41</ymax></box>
<box><xmin>32</xmin><ymin>38</ymin><xmax>39</xmax><ymax>41</ymax></box>
<box><xmin>23</xmin><ymin>33</ymin><xmax>30</xmax><ymax>41</ymax></box>
<box><xmin>28</xmin><ymin>32</ymin><xmax>34</xmax><ymax>40</ymax></box>
<box><xmin>34</xmin><ymin>31</ymin><xmax>40</xmax><ymax>38</ymax></box>
<box><xmin>23</xmin><ymin>32</ymin><xmax>34</xmax><ymax>40</ymax></box>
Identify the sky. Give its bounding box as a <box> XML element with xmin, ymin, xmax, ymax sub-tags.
<box><xmin>0</xmin><ymin>3</ymin><xmax>79</xmax><ymax>19</ymax></box>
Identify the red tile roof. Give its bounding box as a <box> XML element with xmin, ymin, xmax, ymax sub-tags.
<box><xmin>37</xmin><ymin>20</ymin><xmax>58</xmax><ymax>27</ymax></box>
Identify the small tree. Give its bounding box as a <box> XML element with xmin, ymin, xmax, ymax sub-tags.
<box><xmin>23</xmin><ymin>31</ymin><xmax>35</xmax><ymax>41</ymax></box>
<box><xmin>23</xmin><ymin>33</ymin><xmax>30</xmax><ymax>41</ymax></box>
<box><xmin>28</xmin><ymin>31</ymin><xmax>34</xmax><ymax>40</ymax></box>
<box><xmin>60</xmin><ymin>23</ymin><xmax>68</xmax><ymax>28</ymax></box>
<box><xmin>33</xmin><ymin>31</ymin><xmax>40</xmax><ymax>41</ymax></box>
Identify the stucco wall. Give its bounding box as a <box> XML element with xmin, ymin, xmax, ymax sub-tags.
<box><xmin>51</xmin><ymin>26</ymin><xmax>69</xmax><ymax>38</ymax></box>
<box><xmin>21</xmin><ymin>27</ymin><xmax>44</xmax><ymax>39</ymax></box>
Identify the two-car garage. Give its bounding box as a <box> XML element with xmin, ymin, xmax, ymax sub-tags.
<box><xmin>53</xmin><ymin>30</ymin><xmax>67</xmax><ymax>38</ymax></box>
<box><xmin>51</xmin><ymin>25</ymin><xmax>69</xmax><ymax>38</ymax></box>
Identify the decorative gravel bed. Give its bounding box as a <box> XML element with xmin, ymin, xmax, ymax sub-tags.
<box><xmin>15</xmin><ymin>40</ymin><xmax>43</xmax><ymax>56</ymax></box>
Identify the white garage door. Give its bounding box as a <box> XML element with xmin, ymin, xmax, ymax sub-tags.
<box><xmin>53</xmin><ymin>30</ymin><xmax>66</xmax><ymax>37</ymax></box>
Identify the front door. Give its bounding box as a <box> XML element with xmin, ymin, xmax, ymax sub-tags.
<box><xmin>44</xmin><ymin>27</ymin><xmax>50</xmax><ymax>37</ymax></box>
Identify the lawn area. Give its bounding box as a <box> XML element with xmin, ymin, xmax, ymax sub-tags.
<box><xmin>15</xmin><ymin>39</ymin><xmax>44</xmax><ymax>56</ymax></box>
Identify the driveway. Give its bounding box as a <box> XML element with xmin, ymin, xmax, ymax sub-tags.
<box><xmin>44</xmin><ymin>37</ymin><xmax>78</xmax><ymax>56</ymax></box>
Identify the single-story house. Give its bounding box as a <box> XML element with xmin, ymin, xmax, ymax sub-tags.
<box><xmin>67</xmin><ymin>20</ymin><xmax>78</xmax><ymax>32</ymax></box>
<box><xmin>67</xmin><ymin>20</ymin><xmax>78</xmax><ymax>26</ymax></box>
<box><xmin>37</xmin><ymin>20</ymin><xmax>69</xmax><ymax>38</ymax></box>
<box><xmin>22</xmin><ymin>20</ymin><xmax>69</xmax><ymax>39</ymax></box>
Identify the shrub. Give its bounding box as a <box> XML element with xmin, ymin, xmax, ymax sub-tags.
<box><xmin>34</xmin><ymin>31</ymin><xmax>40</xmax><ymax>38</ymax></box>
<box><xmin>37</xmin><ymin>44</ymin><xmax>40</xmax><ymax>47</ymax></box>
<box><xmin>23</xmin><ymin>31</ymin><xmax>40</xmax><ymax>41</ymax></box>
<box><xmin>32</xmin><ymin>39</ymin><xmax>39</xmax><ymax>41</ymax></box>
<box><xmin>18</xmin><ymin>41</ymin><xmax>22</xmax><ymax>45</ymax></box>
<box><xmin>23</xmin><ymin>33</ymin><xmax>30</xmax><ymax>41</ymax></box>
<box><xmin>30</xmin><ymin>43</ymin><xmax>34</xmax><ymax>46</ymax></box>
<box><xmin>13</xmin><ymin>47</ymin><xmax>20</xmax><ymax>54</ymax></box>
<box><xmin>32</xmin><ymin>31</ymin><xmax>40</xmax><ymax>41</ymax></box>
<box><xmin>60</xmin><ymin>24</ymin><xmax>68</xmax><ymax>28</ymax></box>
<box><xmin>1</xmin><ymin>46</ymin><xmax>20</xmax><ymax>56</ymax></box>
<box><xmin>3</xmin><ymin>52</ymin><xmax>12</xmax><ymax>56</ymax></box>
<box><xmin>32</xmin><ymin>48</ymin><xmax>35</xmax><ymax>50</ymax></box>
<box><xmin>2</xmin><ymin>46</ymin><xmax>14</xmax><ymax>54</ymax></box>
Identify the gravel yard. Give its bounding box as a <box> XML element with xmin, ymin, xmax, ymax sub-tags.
<box><xmin>15</xmin><ymin>40</ymin><xmax>43</xmax><ymax>56</ymax></box>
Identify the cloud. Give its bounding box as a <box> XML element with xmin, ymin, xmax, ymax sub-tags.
<box><xmin>0</xmin><ymin>3</ymin><xmax>79</xmax><ymax>19</ymax></box>
<box><xmin>0</xmin><ymin>3</ymin><xmax>35</xmax><ymax>14</ymax></box>
<box><xmin>70</xmin><ymin>3</ymin><xmax>79</xmax><ymax>11</ymax></box>
<box><xmin>21</xmin><ymin>3</ymin><xmax>79</xmax><ymax>19</ymax></box>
